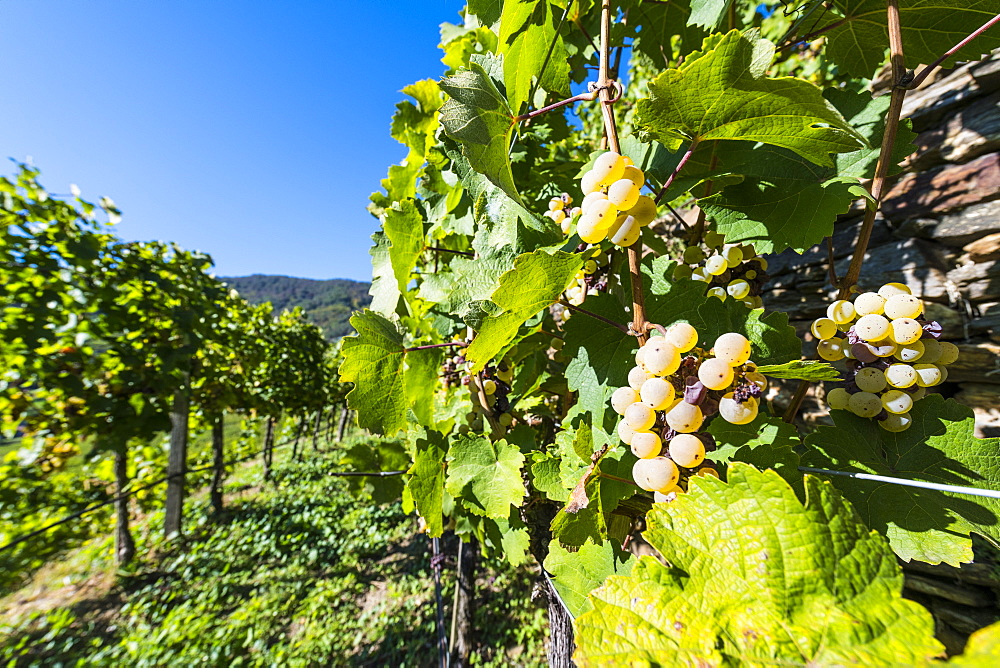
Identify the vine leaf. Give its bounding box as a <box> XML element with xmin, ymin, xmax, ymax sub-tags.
<box><xmin>339</xmin><ymin>310</ymin><xmax>407</xmax><ymax>435</ymax></box>
<box><xmin>384</xmin><ymin>200</ymin><xmax>424</xmax><ymax>298</ymax></box>
<box><xmin>465</xmin><ymin>250</ymin><xmax>583</xmax><ymax>373</ymax></box>
<box><xmin>756</xmin><ymin>360</ymin><xmax>839</xmax><ymax>381</ymax></box>
<box><xmin>439</xmin><ymin>58</ymin><xmax>520</xmax><ymax>202</ymax></box>
<box><xmin>407</xmin><ymin>431</ymin><xmax>448</xmax><ymax>537</ymax></box>
<box><xmin>544</xmin><ymin>538</ymin><xmax>634</xmax><ymax>618</ymax></box>
<box><xmin>826</xmin><ymin>0</ymin><xmax>1000</xmax><ymax>79</ymax></box>
<box><xmin>573</xmin><ymin>464</ymin><xmax>944</xmax><ymax>666</ymax></box>
<box><xmin>635</xmin><ymin>29</ymin><xmax>864</xmax><ymax>167</ymax></box>
<box><xmin>445</xmin><ymin>433</ymin><xmax>526</xmax><ymax>519</ymax></box>
<box><xmin>499</xmin><ymin>0</ymin><xmax>571</xmax><ymax>115</ymax></box>
<box><xmin>368</xmin><ymin>232</ymin><xmax>401</xmax><ymax>317</ymax></box>
<box><xmin>804</xmin><ymin>395</ymin><xmax>1000</xmax><ymax>566</ymax></box>
<box><xmin>688</xmin><ymin>0</ymin><xmax>732</xmax><ymax>29</ymax></box>
<box><xmin>698</xmin><ymin>89</ymin><xmax>916</xmax><ymax>254</ymax></box>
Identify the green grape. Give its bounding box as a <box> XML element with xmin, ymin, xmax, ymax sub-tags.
<box><xmin>618</xmin><ymin>420</ymin><xmax>637</xmax><ymax>445</ymax></box>
<box><xmin>633</xmin><ymin>457</ymin><xmax>679</xmax><ymax>493</ymax></box>
<box><xmin>673</xmin><ymin>264</ymin><xmax>693</xmax><ymax>280</ymax></box>
<box><xmin>682</xmin><ymin>246</ymin><xmax>704</xmax><ymax>264</ymax></box>
<box><xmin>713</xmin><ymin>332</ymin><xmax>752</xmax><ymax>366</ymax></box>
<box><xmin>889</xmin><ymin>317</ymin><xmax>922</xmax><ymax>345</ymax></box>
<box><xmin>498</xmin><ymin>413</ymin><xmax>514</xmax><ymax>427</ymax></box>
<box><xmin>718</xmin><ymin>393</ymin><xmax>758</xmax><ymax>425</ymax></box>
<box><xmin>726</xmin><ymin>279</ymin><xmax>750</xmax><ymax>300</ymax></box>
<box><xmin>740</xmin><ymin>244</ymin><xmax>757</xmax><ymax>260</ymax></box>
<box><xmin>881</xmin><ymin>389</ymin><xmax>913</xmax><ymax>414</ymax></box>
<box><xmin>611</xmin><ymin>386</ymin><xmax>639</xmax><ymax>414</ymax></box>
<box><xmin>854</xmin><ymin>314</ymin><xmax>890</xmax><ymax>342</ymax></box>
<box><xmin>856</xmin><ymin>367</ymin><xmax>888</xmax><ymax>393</ymax></box>
<box><xmin>665</xmin><ymin>401</ymin><xmax>703</xmax><ymax>433</ymax></box>
<box><xmin>705</xmin><ymin>255</ymin><xmax>728</xmax><ymax>275</ymax></box>
<box><xmin>884</xmin><ymin>294</ymin><xmax>923</xmax><ymax>319</ymax></box>
<box><xmin>624</xmin><ymin>402</ymin><xmax>656</xmax><ymax>430</ymax></box>
<box><xmin>917</xmin><ymin>339</ymin><xmax>942</xmax><ymax>364</ymax></box>
<box><xmin>587</xmin><ymin>198</ymin><xmax>618</xmax><ymax>229</ymax></box>
<box><xmin>869</xmin><ymin>340</ymin><xmax>898</xmax><ymax>358</ymax></box>
<box><xmin>582</xmin><ymin>191</ymin><xmax>609</xmax><ymax>210</ymax></box>
<box><xmin>879</xmin><ymin>411</ymin><xmax>912</xmax><ymax>432</ymax></box>
<box><xmin>745</xmin><ymin>269</ymin><xmax>757</xmax><ymax>279</ymax></box>
<box><xmin>826</xmin><ymin>387</ymin><xmax>850</xmax><ymax>410</ymax></box>
<box><xmin>665</xmin><ymin>322</ymin><xmax>698</xmax><ymax>352</ymax></box>
<box><xmin>810</xmin><ymin>318</ymin><xmax>838</xmax><ymax>340</ymax></box>
<box><xmin>668</xmin><ymin>434</ymin><xmax>706</xmax><ymax>468</ymax></box>
<box><xmin>698</xmin><ymin>357</ymin><xmax>735</xmax><ymax>390</ymax></box>
<box><xmin>691</xmin><ymin>266</ymin><xmax>711</xmax><ymax>283</ymax></box>
<box><xmin>608</xmin><ymin>214</ymin><xmax>639</xmax><ymax>246</ymax></box>
<box><xmin>885</xmin><ymin>363</ymin><xmax>917</xmax><ymax>388</ymax></box>
<box><xmin>592</xmin><ymin>151</ymin><xmax>626</xmax><ymax>186</ymax></box>
<box><xmin>816</xmin><ymin>337</ymin><xmax>846</xmax><ymax>362</ymax></box>
<box><xmin>704</xmin><ymin>230</ymin><xmax>725</xmax><ymax>248</ymax></box>
<box><xmin>938</xmin><ymin>341</ymin><xmax>960</xmax><ymax>365</ymax></box>
<box><xmin>707</xmin><ymin>286</ymin><xmax>726</xmax><ymax>301</ymax></box>
<box><xmin>576</xmin><ymin>213</ymin><xmax>606</xmax><ymax>244</ymax></box>
<box><xmin>896</xmin><ymin>339</ymin><xmax>925</xmax><ymax>362</ymax></box>
<box><xmin>827</xmin><ymin>300</ymin><xmax>856</xmax><ymax>324</ymax></box>
<box><xmin>642</xmin><ymin>339</ymin><xmax>681</xmax><ymax>376</ymax></box>
<box><xmin>628</xmin><ymin>365</ymin><xmax>652</xmax><ymax>390</ymax></box>
<box><xmin>745</xmin><ymin>371</ymin><xmax>767</xmax><ymax>391</ymax></box>
<box><xmin>913</xmin><ymin>363</ymin><xmax>943</xmax><ymax>387</ymax></box>
<box><xmin>630</xmin><ymin>431</ymin><xmax>661</xmax><ymax>459</ymax></box>
<box><xmin>722</xmin><ymin>244</ymin><xmax>743</xmax><ymax>268</ymax></box>
<box><xmin>580</xmin><ymin>169</ymin><xmax>603</xmax><ymax>195</ymax></box>
<box><xmin>854</xmin><ymin>292</ymin><xmax>885</xmax><ymax>316</ymax></box>
<box><xmin>583</xmin><ymin>259</ymin><xmax>598</xmax><ymax>274</ymax></box>
<box><xmin>628</xmin><ymin>195</ymin><xmax>657</xmax><ymax>226</ymax></box>
<box><xmin>607</xmin><ymin>179</ymin><xmax>640</xmax><ymax>209</ymax></box>
<box><xmin>878</xmin><ymin>282</ymin><xmax>911</xmax><ymax>298</ymax></box>
<box><xmin>848</xmin><ymin>391</ymin><xmax>882</xmax><ymax>418</ymax></box>
<box><xmin>621</xmin><ymin>165</ymin><xmax>645</xmax><ymax>188</ymax></box>
<box><xmin>640</xmin><ymin>377</ymin><xmax>676</xmax><ymax>410</ymax></box>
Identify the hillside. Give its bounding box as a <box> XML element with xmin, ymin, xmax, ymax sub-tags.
<box><xmin>221</xmin><ymin>274</ymin><xmax>371</xmax><ymax>340</ymax></box>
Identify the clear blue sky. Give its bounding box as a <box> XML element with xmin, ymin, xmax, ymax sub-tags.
<box><xmin>0</xmin><ymin>0</ymin><xmax>465</xmax><ymax>282</ymax></box>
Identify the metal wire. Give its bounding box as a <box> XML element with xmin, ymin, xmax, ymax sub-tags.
<box><xmin>800</xmin><ymin>467</ymin><xmax>1000</xmax><ymax>499</ymax></box>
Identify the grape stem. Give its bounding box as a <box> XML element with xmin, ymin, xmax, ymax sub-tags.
<box><xmin>558</xmin><ymin>299</ymin><xmax>630</xmax><ymax>333</ymax></box>
<box><xmin>597</xmin><ymin>0</ymin><xmax>648</xmax><ymax>344</ymax></box>
<box><xmin>599</xmin><ymin>472</ymin><xmax>640</xmax><ymax>487</ymax></box>
<box><xmin>653</xmin><ymin>139</ymin><xmax>699</xmax><ymax>204</ymax></box>
<box><xmin>776</xmin><ymin>16</ymin><xmax>849</xmax><ymax>51</ymax></box>
<box><xmin>513</xmin><ymin>90</ymin><xmax>598</xmax><ymax>122</ymax></box>
<box><xmin>836</xmin><ymin>0</ymin><xmax>908</xmax><ymax>300</ymax></box>
<box><xmin>906</xmin><ymin>13</ymin><xmax>1000</xmax><ymax>90</ymax></box>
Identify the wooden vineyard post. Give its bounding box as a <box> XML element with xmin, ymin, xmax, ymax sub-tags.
<box><xmin>164</xmin><ymin>375</ymin><xmax>190</xmax><ymax>538</ymax></box>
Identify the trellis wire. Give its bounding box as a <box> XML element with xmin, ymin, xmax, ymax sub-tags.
<box><xmin>800</xmin><ymin>466</ymin><xmax>1000</xmax><ymax>499</ymax></box>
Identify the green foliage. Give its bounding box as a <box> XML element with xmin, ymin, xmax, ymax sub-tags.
<box><xmin>543</xmin><ymin>538</ymin><xmax>634</xmax><ymax>617</ymax></box>
<box><xmin>634</xmin><ymin>30</ymin><xmax>864</xmax><ymax>166</ymax></box>
<box><xmin>574</xmin><ymin>464</ymin><xmax>944</xmax><ymax>666</ymax></box>
<box><xmin>0</xmin><ymin>453</ymin><xmax>548</xmax><ymax>667</ymax></box>
<box><xmin>825</xmin><ymin>0</ymin><xmax>1000</xmax><ymax>78</ymax></box>
<box><xmin>805</xmin><ymin>395</ymin><xmax>1000</xmax><ymax>566</ymax></box>
<box><xmin>445</xmin><ymin>434</ymin><xmax>526</xmax><ymax>519</ymax></box>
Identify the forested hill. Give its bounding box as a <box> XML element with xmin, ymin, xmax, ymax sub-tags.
<box><xmin>220</xmin><ymin>274</ymin><xmax>371</xmax><ymax>340</ymax></box>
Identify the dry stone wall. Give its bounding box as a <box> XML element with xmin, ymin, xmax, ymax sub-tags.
<box><xmin>764</xmin><ymin>53</ymin><xmax>1000</xmax><ymax>436</ymax></box>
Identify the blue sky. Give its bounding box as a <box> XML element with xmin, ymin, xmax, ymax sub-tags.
<box><xmin>0</xmin><ymin>0</ymin><xmax>465</xmax><ymax>282</ymax></box>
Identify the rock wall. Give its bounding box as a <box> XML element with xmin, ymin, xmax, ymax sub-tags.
<box><xmin>765</xmin><ymin>53</ymin><xmax>1000</xmax><ymax>436</ymax></box>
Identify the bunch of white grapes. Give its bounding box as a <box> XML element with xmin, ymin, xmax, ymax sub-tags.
<box><xmin>458</xmin><ymin>360</ymin><xmax>516</xmax><ymax>435</ymax></box>
<box><xmin>610</xmin><ymin>325</ymin><xmax>767</xmax><ymax>500</ymax></box>
<box><xmin>569</xmin><ymin>151</ymin><xmax>658</xmax><ymax>246</ymax></box>
<box><xmin>564</xmin><ymin>247</ymin><xmax>610</xmax><ymax>305</ymax></box>
<box><xmin>544</xmin><ymin>193</ymin><xmax>580</xmax><ymax>234</ymax></box>
<box><xmin>672</xmin><ymin>231</ymin><xmax>768</xmax><ymax>308</ymax></box>
<box><xmin>813</xmin><ymin>282</ymin><xmax>960</xmax><ymax>432</ymax></box>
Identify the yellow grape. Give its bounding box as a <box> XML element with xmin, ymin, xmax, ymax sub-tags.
<box><xmin>668</xmin><ymin>434</ymin><xmax>706</xmax><ymax>468</ymax></box>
